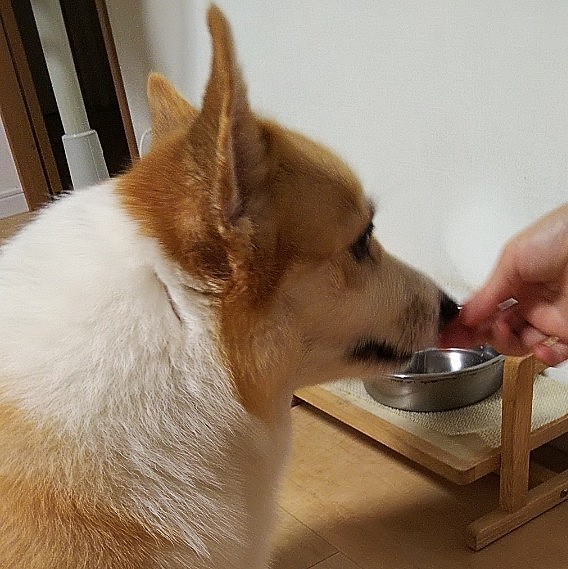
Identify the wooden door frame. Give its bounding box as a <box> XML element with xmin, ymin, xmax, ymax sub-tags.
<box><xmin>0</xmin><ymin>0</ymin><xmax>60</xmax><ymax>210</ymax></box>
<box><xmin>0</xmin><ymin>0</ymin><xmax>138</xmax><ymax>212</ymax></box>
<box><xmin>94</xmin><ymin>0</ymin><xmax>138</xmax><ymax>161</ymax></box>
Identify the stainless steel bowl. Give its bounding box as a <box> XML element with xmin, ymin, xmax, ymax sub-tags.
<box><xmin>364</xmin><ymin>346</ymin><xmax>504</xmax><ymax>412</ymax></box>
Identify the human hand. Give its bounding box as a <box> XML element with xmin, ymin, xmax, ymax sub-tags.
<box><xmin>440</xmin><ymin>204</ymin><xmax>568</xmax><ymax>366</ymax></box>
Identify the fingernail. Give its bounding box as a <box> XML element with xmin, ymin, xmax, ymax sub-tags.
<box><xmin>542</xmin><ymin>336</ymin><xmax>560</xmax><ymax>348</ymax></box>
<box><xmin>498</xmin><ymin>297</ymin><xmax>518</xmax><ymax>312</ymax></box>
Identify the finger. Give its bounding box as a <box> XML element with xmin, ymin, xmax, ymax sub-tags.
<box><xmin>482</xmin><ymin>318</ymin><xmax>527</xmax><ymax>356</ymax></box>
<box><xmin>490</xmin><ymin>313</ymin><xmax>568</xmax><ymax>365</ymax></box>
<box><xmin>462</xmin><ymin>284</ymin><xmax>517</xmax><ymax>328</ymax></box>
<box><xmin>496</xmin><ymin>292</ymin><xmax>568</xmax><ymax>349</ymax></box>
<box><xmin>495</xmin><ymin>306</ymin><xmax>526</xmax><ymax>335</ymax></box>
<box><xmin>493</xmin><ymin>309</ymin><xmax>552</xmax><ymax>353</ymax></box>
<box><xmin>533</xmin><ymin>341</ymin><xmax>568</xmax><ymax>366</ymax></box>
<box><xmin>461</xmin><ymin>247</ymin><xmax>520</xmax><ymax>327</ymax></box>
<box><xmin>519</xmin><ymin>300</ymin><xmax>568</xmax><ymax>344</ymax></box>
<box><xmin>518</xmin><ymin>325</ymin><xmax>548</xmax><ymax>349</ymax></box>
<box><xmin>494</xmin><ymin>307</ymin><xmax>548</xmax><ymax>347</ymax></box>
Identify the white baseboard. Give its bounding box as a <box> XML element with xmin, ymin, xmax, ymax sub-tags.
<box><xmin>0</xmin><ymin>187</ymin><xmax>28</xmax><ymax>219</ymax></box>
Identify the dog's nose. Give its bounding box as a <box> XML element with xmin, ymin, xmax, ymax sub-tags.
<box><xmin>439</xmin><ymin>293</ymin><xmax>460</xmax><ymax>330</ymax></box>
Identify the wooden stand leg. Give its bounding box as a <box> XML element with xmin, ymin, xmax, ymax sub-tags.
<box><xmin>499</xmin><ymin>355</ymin><xmax>535</xmax><ymax>511</ymax></box>
<box><xmin>467</xmin><ymin>355</ymin><xmax>568</xmax><ymax>550</ymax></box>
<box><xmin>466</xmin><ymin>470</ymin><xmax>568</xmax><ymax>550</ymax></box>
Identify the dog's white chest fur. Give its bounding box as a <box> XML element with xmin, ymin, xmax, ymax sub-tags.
<box><xmin>0</xmin><ymin>182</ymin><xmax>289</xmax><ymax>568</ymax></box>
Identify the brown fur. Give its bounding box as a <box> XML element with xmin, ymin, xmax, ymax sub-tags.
<box><xmin>0</xmin><ymin>402</ymin><xmax>177</xmax><ymax>568</ymax></box>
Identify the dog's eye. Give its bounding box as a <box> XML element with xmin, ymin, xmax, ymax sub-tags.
<box><xmin>351</xmin><ymin>222</ymin><xmax>374</xmax><ymax>261</ymax></box>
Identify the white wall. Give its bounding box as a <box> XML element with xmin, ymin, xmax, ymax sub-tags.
<box><xmin>0</xmin><ymin>116</ymin><xmax>27</xmax><ymax>219</ymax></box>
<box><xmin>108</xmin><ymin>1</ymin><xmax>568</xmax><ymax>302</ymax></box>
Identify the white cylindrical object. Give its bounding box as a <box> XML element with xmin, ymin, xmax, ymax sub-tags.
<box><xmin>30</xmin><ymin>0</ymin><xmax>90</xmax><ymax>135</ymax></box>
<box><xmin>31</xmin><ymin>0</ymin><xmax>109</xmax><ymax>189</ymax></box>
<box><xmin>62</xmin><ymin>130</ymin><xmax>109</xmax><ymax>190</ymax></box>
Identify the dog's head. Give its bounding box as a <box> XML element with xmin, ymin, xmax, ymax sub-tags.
<box><xmin>119</xmin><ymin>6</ymin><xmax>456</xmax><ymax>421</ymax></box>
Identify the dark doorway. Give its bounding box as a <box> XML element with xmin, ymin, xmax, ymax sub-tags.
<box><xmin>10</xmin><ymin>0</ymin><xmax>134</xmax><ymax>191</ymax></box>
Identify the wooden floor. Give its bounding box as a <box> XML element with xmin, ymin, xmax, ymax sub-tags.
<box><xmin>0</xmin><ymin>211</ymin><xmax>31</xmax><ymax>242</ymax></box>
<box><xmin>273</xmin><ymin>405</ymin><xmax>568</xmax><ymax>569</ymax></box>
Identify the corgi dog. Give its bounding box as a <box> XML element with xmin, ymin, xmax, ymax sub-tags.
<box><xmin>0</xmin><ymin>6</ymin><xmax>458</xmax><ymax>569</ymax></box>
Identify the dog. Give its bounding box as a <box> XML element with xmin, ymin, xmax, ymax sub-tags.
<box><xmin>0</xmin><ymin>6</ymin><xmax>458</xmax><ymax>568</ymax></box>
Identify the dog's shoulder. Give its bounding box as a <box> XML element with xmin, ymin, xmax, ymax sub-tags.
<box><xmin>0</xmin><ymin>181</ymin><xmax>204</xmax><ymax>424</ymax></box>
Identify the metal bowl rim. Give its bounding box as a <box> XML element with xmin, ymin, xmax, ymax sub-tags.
<box><xmin>386</xmin><ymin>346</ymin><xmax>504</xmax><ymax>383</ymax></box>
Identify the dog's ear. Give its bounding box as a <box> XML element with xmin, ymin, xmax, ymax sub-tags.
<box><xmin>147</xmin><ymin>73</ymin><xmax>198</xmax><ymax>142</ymax></box>
<box><xmin>191</xmin><ymin>5</ymin><xmax>267</xmax><ymax>229</ymax></box>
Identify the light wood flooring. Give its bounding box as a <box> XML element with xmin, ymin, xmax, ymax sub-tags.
<box><xmin>0</xmin><ymin>211</ymin><xmax>31</xmax><ymax>241</ymax></box>
<box><xmin>272</xmin><ymin>405</ymin><xmax>568</xmax><ymax>569</ymax></box>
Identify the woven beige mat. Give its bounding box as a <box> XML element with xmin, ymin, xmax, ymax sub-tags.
<box><xmin>323</xmin><ymin>373</ymin><xmax>568</xmax><ymax>448</ymax></box>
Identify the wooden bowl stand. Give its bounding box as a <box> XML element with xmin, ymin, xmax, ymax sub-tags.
<box><xmin>295</xmin><ymin>354</ymin><xmax>568</xmax><ymax>550</ymax></box>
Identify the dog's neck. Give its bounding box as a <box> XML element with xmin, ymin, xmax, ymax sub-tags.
<box><xmin>0</xmin><ymin>181</ymin><xmax>292</xmax><ymax>556</ymax></box>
